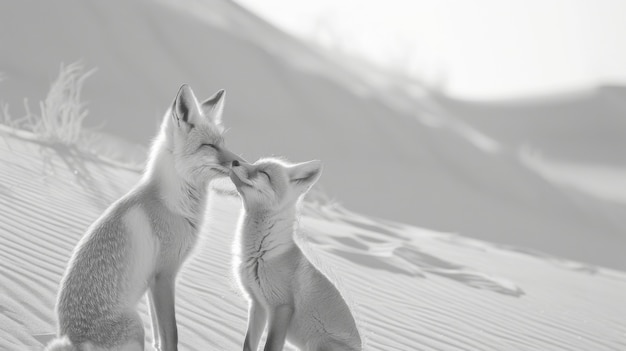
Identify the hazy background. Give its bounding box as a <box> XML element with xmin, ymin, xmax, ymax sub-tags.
<box><xmin>1</xmin><ymin>0</ymin><xmax>625</xmax><ymax>270</ymax></box>
<box><xmin>238</xmin><ymin>0</ymin><xmax>626</xmax><ymax>99</ymax></box>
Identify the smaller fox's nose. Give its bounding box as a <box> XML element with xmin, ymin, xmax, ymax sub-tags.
<box><xmin>232</xmin><ymin>160</ymin><xmax>240</xmax><ymax>167</ymax></box>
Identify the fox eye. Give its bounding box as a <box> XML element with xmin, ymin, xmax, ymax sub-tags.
<box><xmin>259</xmin><ymin>170</ymin><xmax>271</xmax><ymax>181</ymax></box>
<box><xmin>201</xmin><ymin>143</ymin><xmax>218</xmax><ymax>150</ymax></box>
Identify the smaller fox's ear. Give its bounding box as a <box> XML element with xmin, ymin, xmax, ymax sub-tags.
<box><xmin>172</xmin><ymin>84</ymin><xmax>202</xmax><ymax>129</ymax></box>
<box><xmin>201</xmin><ymin>89</ymin><xmax>225</xmax><ymax>126</ymax></box>
<box><xmin>289</xmin><ymin>160</ymin><xmax>323</xmax><ymax>192</ymax></box>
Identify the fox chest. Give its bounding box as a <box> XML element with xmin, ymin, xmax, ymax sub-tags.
<box><xmin>154</xmin><ymin>218</ymin><xmax>198</xmax><ymax>269</ymax></box>
<box><xmin>240</xmin><ymin>255</ymin><xmax>296</xmax><ymax>305</ymax></box>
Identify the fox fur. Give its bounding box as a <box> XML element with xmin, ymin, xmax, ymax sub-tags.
<box><xmin>230</xmin><ymin>158</ymin><xmax>362</xmax><ymax>351</ymax></box>
<box><xmin>45</xmin><ymin>85</ymin><xmax>242</xmax><ymax>351</ymax></box>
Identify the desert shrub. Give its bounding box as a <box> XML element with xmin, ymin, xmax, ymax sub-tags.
<box><xmin>1</xmin><ymin>62</ymin><xmax>96</xmax><ymax>145</ymax></box>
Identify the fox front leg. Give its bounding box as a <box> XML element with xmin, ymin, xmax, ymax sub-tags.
<box><xmin>150</xmin><ymin>272</ymin><xmax>179</xmax><ymax>351</ymax></box>
<box><xmin>263</xmin><ymin>304</ymin><xmax>293</xmax><ymax>351</ymax></box>
<box><xmin>148</xmin><ymin>291</ymin><xmax>161</xmax><ymax>350</ymax></box>
<box><xmin>243</xmin><ymin>298</ymin><xmax>267</xmax><ymax>351</ymax></box>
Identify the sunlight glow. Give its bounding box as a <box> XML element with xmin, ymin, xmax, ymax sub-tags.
<box><xmin>236</xmin><ymin>0</ymin><xmax>626</xmax><ymax>99</ymax></box>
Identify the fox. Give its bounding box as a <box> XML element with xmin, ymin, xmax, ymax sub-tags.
<box><xmin>45</xmin><ymin>85</ymin><xmax>243</xmax><ymax>351</ymax></box>
<box><xmin>230</xmin><ymin>158</ymin><xmax>362</xmax><ymax>351</ymax></box>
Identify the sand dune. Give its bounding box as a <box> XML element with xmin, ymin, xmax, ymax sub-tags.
<box><xmin>439</xmin><ymin>87</ymin><xmax>626</xmax><ymax>166</ymax></box>
<box><xmin>1</xmin><ymin>0</ymin><xmax>625</xmax><ymax>348</ymax></box>
<box><xmin>2</xmin><ymin>0</ymin><xmax>626</xmax><ymax>270</ymax></box>
<box><xmin>1</xmin><ymin>128</ymin><xmax>625</xmax><ymax>350</ymax></box>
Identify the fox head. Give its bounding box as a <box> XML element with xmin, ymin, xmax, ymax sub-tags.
<box><xmin>229</xmin><ymin>158</ymin><xmax>322</xmax><ymax>212</ymax></box>
<box><xmin>152</xmin><ymin>84</ymin><xmax>243</xmax><ymax>185</ymax></box>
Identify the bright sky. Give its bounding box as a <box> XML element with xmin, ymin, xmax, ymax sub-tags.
<box><xmin>236</xmin><ymin>0</ymin><xmax>626</xmax><ymax>100</ymax></box>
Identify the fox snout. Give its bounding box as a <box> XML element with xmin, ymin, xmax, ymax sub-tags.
<box><xmin>229</xmin><ymin>160</ymin><xmax>254</xmax><ymax>187</ymax></box>
<box><xmin>217</xmin><ymin>147</ymin><xmax>246</xmax><ymax>168</ymax></box>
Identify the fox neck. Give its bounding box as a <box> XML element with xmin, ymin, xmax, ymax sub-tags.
<box><xmin>144</xmin><ymin>132</ymin><xmax>211</xmax><ymax>226</ymax></box>
<box><xmin>240</xmin><ymin>207</ymin><xmax>298</xmax><ymax>258</ymax></box>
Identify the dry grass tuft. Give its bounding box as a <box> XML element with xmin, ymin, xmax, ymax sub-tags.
<box><xmin>1</xmin><ymin>62</ymin><xmax>96</xmax><ymax>145</ymax></box>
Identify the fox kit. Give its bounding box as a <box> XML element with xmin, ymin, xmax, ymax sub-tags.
<box><xmin>230</xmin><ymin>158</ymin><xmax>362</xmax><ymax>351</ymax></box>
<box><xmin>45</xmin><ymin>85</ymin><xmax>242</xmax><ymax>351</ymax></box>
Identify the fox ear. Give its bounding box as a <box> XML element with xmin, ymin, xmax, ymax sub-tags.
<box><xmin>289</xmin><ymin>160</ymin><xmax>322</xmax><ymax>192</ymax></box>
<box><xmin>201</xmin><ymin>89</ymin><xmax>225</xmax><ymax>126</ymax></box>
<box><xmin>172</xmin><ymin>84</ymin><xmax>202</xmax><ymax>129</ymax></box>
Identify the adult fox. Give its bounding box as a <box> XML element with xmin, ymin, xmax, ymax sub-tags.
<box><xmin>46</xmin><ymin>85</ymin><xmax>242</xmax><ymax>351</ymax></box>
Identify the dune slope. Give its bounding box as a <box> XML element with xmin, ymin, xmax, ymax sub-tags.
<box><xmin>1</xmin><ymin>131</ymin><xmax>624</xmax><ymax>350</ymax></box>
<box><xmin>439</xmin><ymin>88</ymin><xmax>626</xmax><ymax>166</ymax></box>
<box><xmin>2</xmin><ymin>0</ymin><xmax>626</xmax><ymax>269</ymax></box>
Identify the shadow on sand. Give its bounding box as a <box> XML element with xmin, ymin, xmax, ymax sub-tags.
<box><xmin>319</xmin><ymin>215</ymin><xmax>525</xmax><ymax>297</ymax></box>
